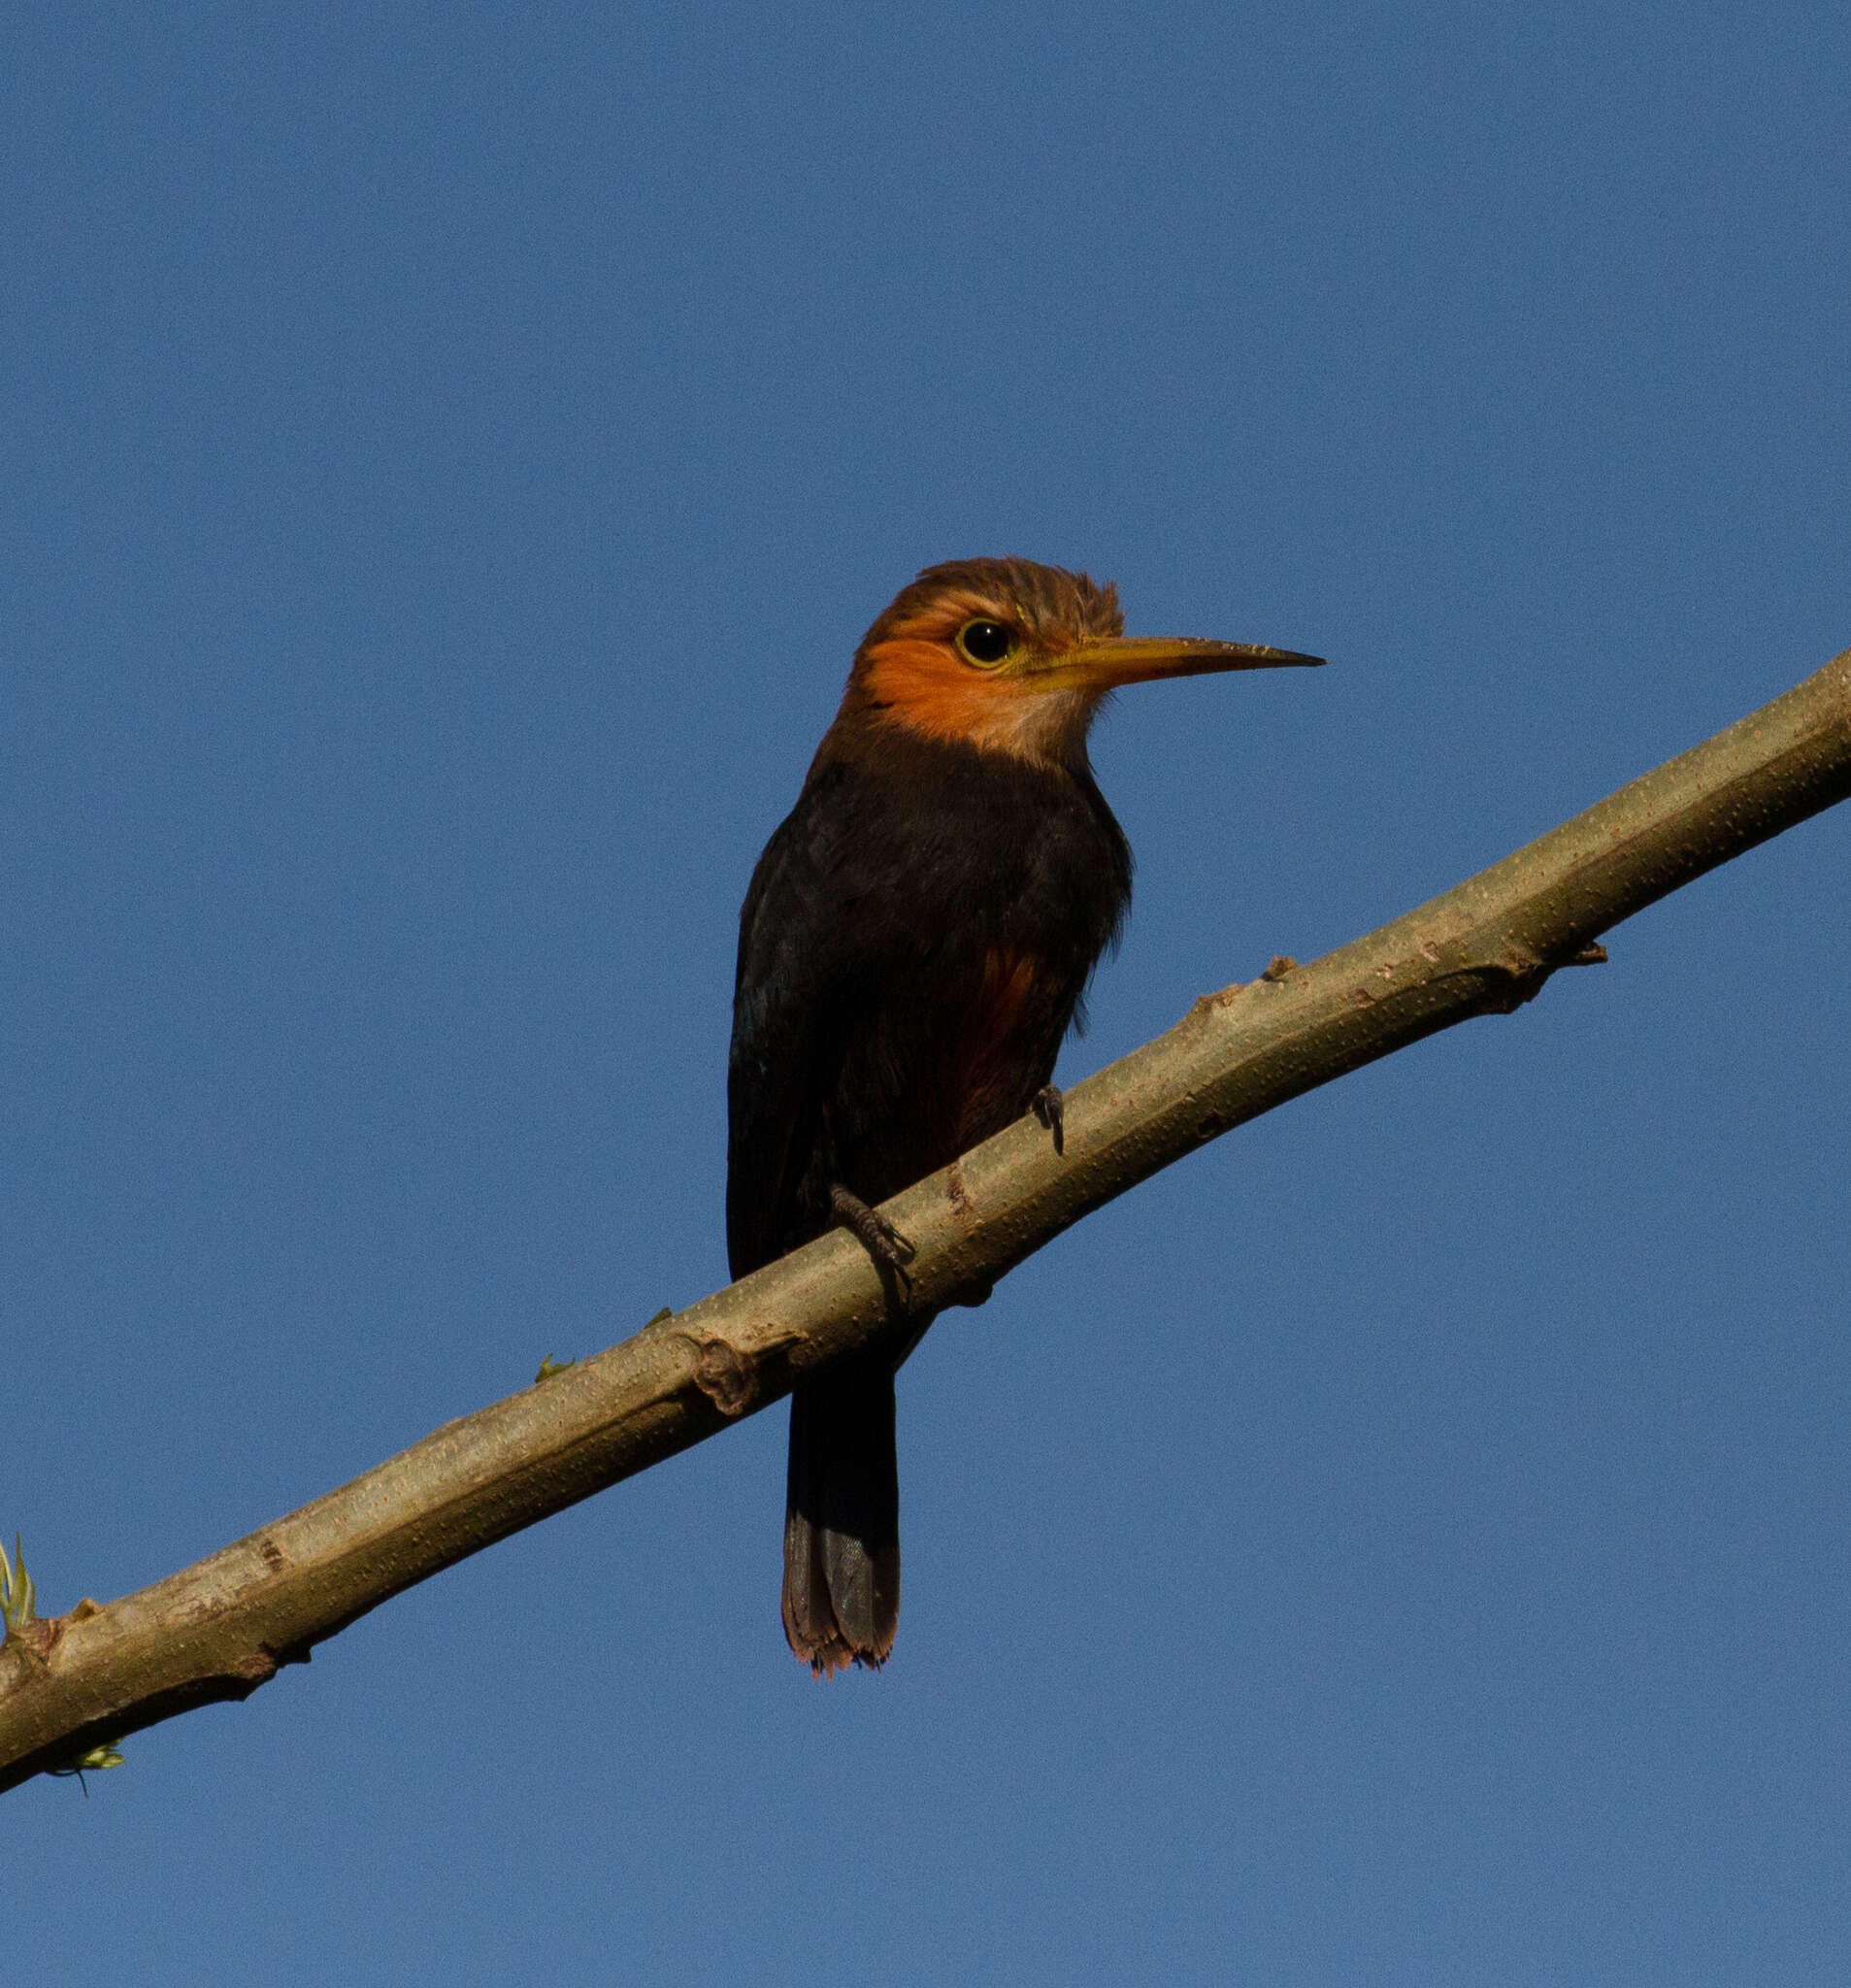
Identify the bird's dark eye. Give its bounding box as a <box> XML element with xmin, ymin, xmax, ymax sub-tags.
<box><xmin>956</xmin><ymin>618</ymin><xmax>1015</xmax><ymax>666</ymax></box>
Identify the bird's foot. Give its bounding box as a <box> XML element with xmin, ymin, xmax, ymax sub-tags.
<box><xmin>1032</xmin><ymin>1084</ymin><xmax>1065</xmax><ymax>1155</ymax></box>
<box><xmin>829</xmin><ymin>1185</ymin><xmax>915</xmax><ymax>1302</ymax></box>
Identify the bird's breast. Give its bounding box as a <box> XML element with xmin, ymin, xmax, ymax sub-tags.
<box><xmin>953</xmin><ymin>946</ymin><xmax>1047</xmax><ymax>1148</ymax></box>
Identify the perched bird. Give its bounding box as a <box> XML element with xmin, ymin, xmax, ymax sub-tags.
<box><xmin>727</xmin><ymin>558</ymin><xmax>1322</xmax><ymax>1673</ymax></box>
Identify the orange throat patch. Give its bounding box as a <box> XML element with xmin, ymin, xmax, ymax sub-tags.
<box><xmin>856</xmin><ymin>630</ymin><xmax>1100</xmax><ymax>768</ymax></box>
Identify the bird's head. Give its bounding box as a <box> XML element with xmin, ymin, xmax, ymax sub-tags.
<box><xmin>836</xmin><ymin>557</ymin><xmax>1322</xmax><ymax>770</ymax></box>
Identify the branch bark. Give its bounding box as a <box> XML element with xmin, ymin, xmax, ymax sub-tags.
<box><xmin>5</xmin><ymin>646</ymin><xmax>1848</xmax><ymax>1794</ymax></box>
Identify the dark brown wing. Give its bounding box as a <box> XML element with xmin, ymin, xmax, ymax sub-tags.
<box><xmin>726</xmin><ymin>759</ymin><xmax>894</xmax><ymax>1278</ymax></box>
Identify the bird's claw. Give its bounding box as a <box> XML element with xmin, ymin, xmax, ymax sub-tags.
<box><xmin>830</xmin><ymin>1184</ymin><xmax>916</xmax><ymax>1299</ymax></box>
<box><xmin>1032</xmin><ymin>1084</ymin><xmax>1065</xmax><ymax>1155</ymax></box>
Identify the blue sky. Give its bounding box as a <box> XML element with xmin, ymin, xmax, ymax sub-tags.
<box><xmin>6</xmin><ymin>4</ymin><xmax>1849</xmax><ymax>1980</ymax></box>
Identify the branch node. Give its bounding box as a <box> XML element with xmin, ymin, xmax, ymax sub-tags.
<box><xmin>943</xmin><ymin>1165</ymin><xmax>980</xmax><ymax>1232</ymax></box>
<box><xmin>1477</xmin><ymin>961</ymin><xmax>1554</xmax><ymax>1013</ymax></box>
<box><xmin>689</xmin><ymin>1337</ymin><xmax>757</xmax><ymax>1417</ymax></box>
<box><xmin>1189</xmin><ymin>983</ymin><xmax>1246</xmax><ymax>1020</ymax></box>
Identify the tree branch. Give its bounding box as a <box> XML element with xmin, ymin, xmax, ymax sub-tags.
<box><xmin>5</xmin><ymin>646</ymin><xmax>1848</xmax><ymax>1794</ymax></box>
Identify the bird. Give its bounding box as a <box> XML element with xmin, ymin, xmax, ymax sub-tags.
<box><xmin>726</xmin><ymin>557</ymin><xmax>1323</xmax><ymax>1673</ymax></box>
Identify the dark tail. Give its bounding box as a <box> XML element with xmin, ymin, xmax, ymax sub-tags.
<box><xmin>782</xmin><ymin>1350</ymin><xmax>899</xmax><ymax>1673</ymax></box>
